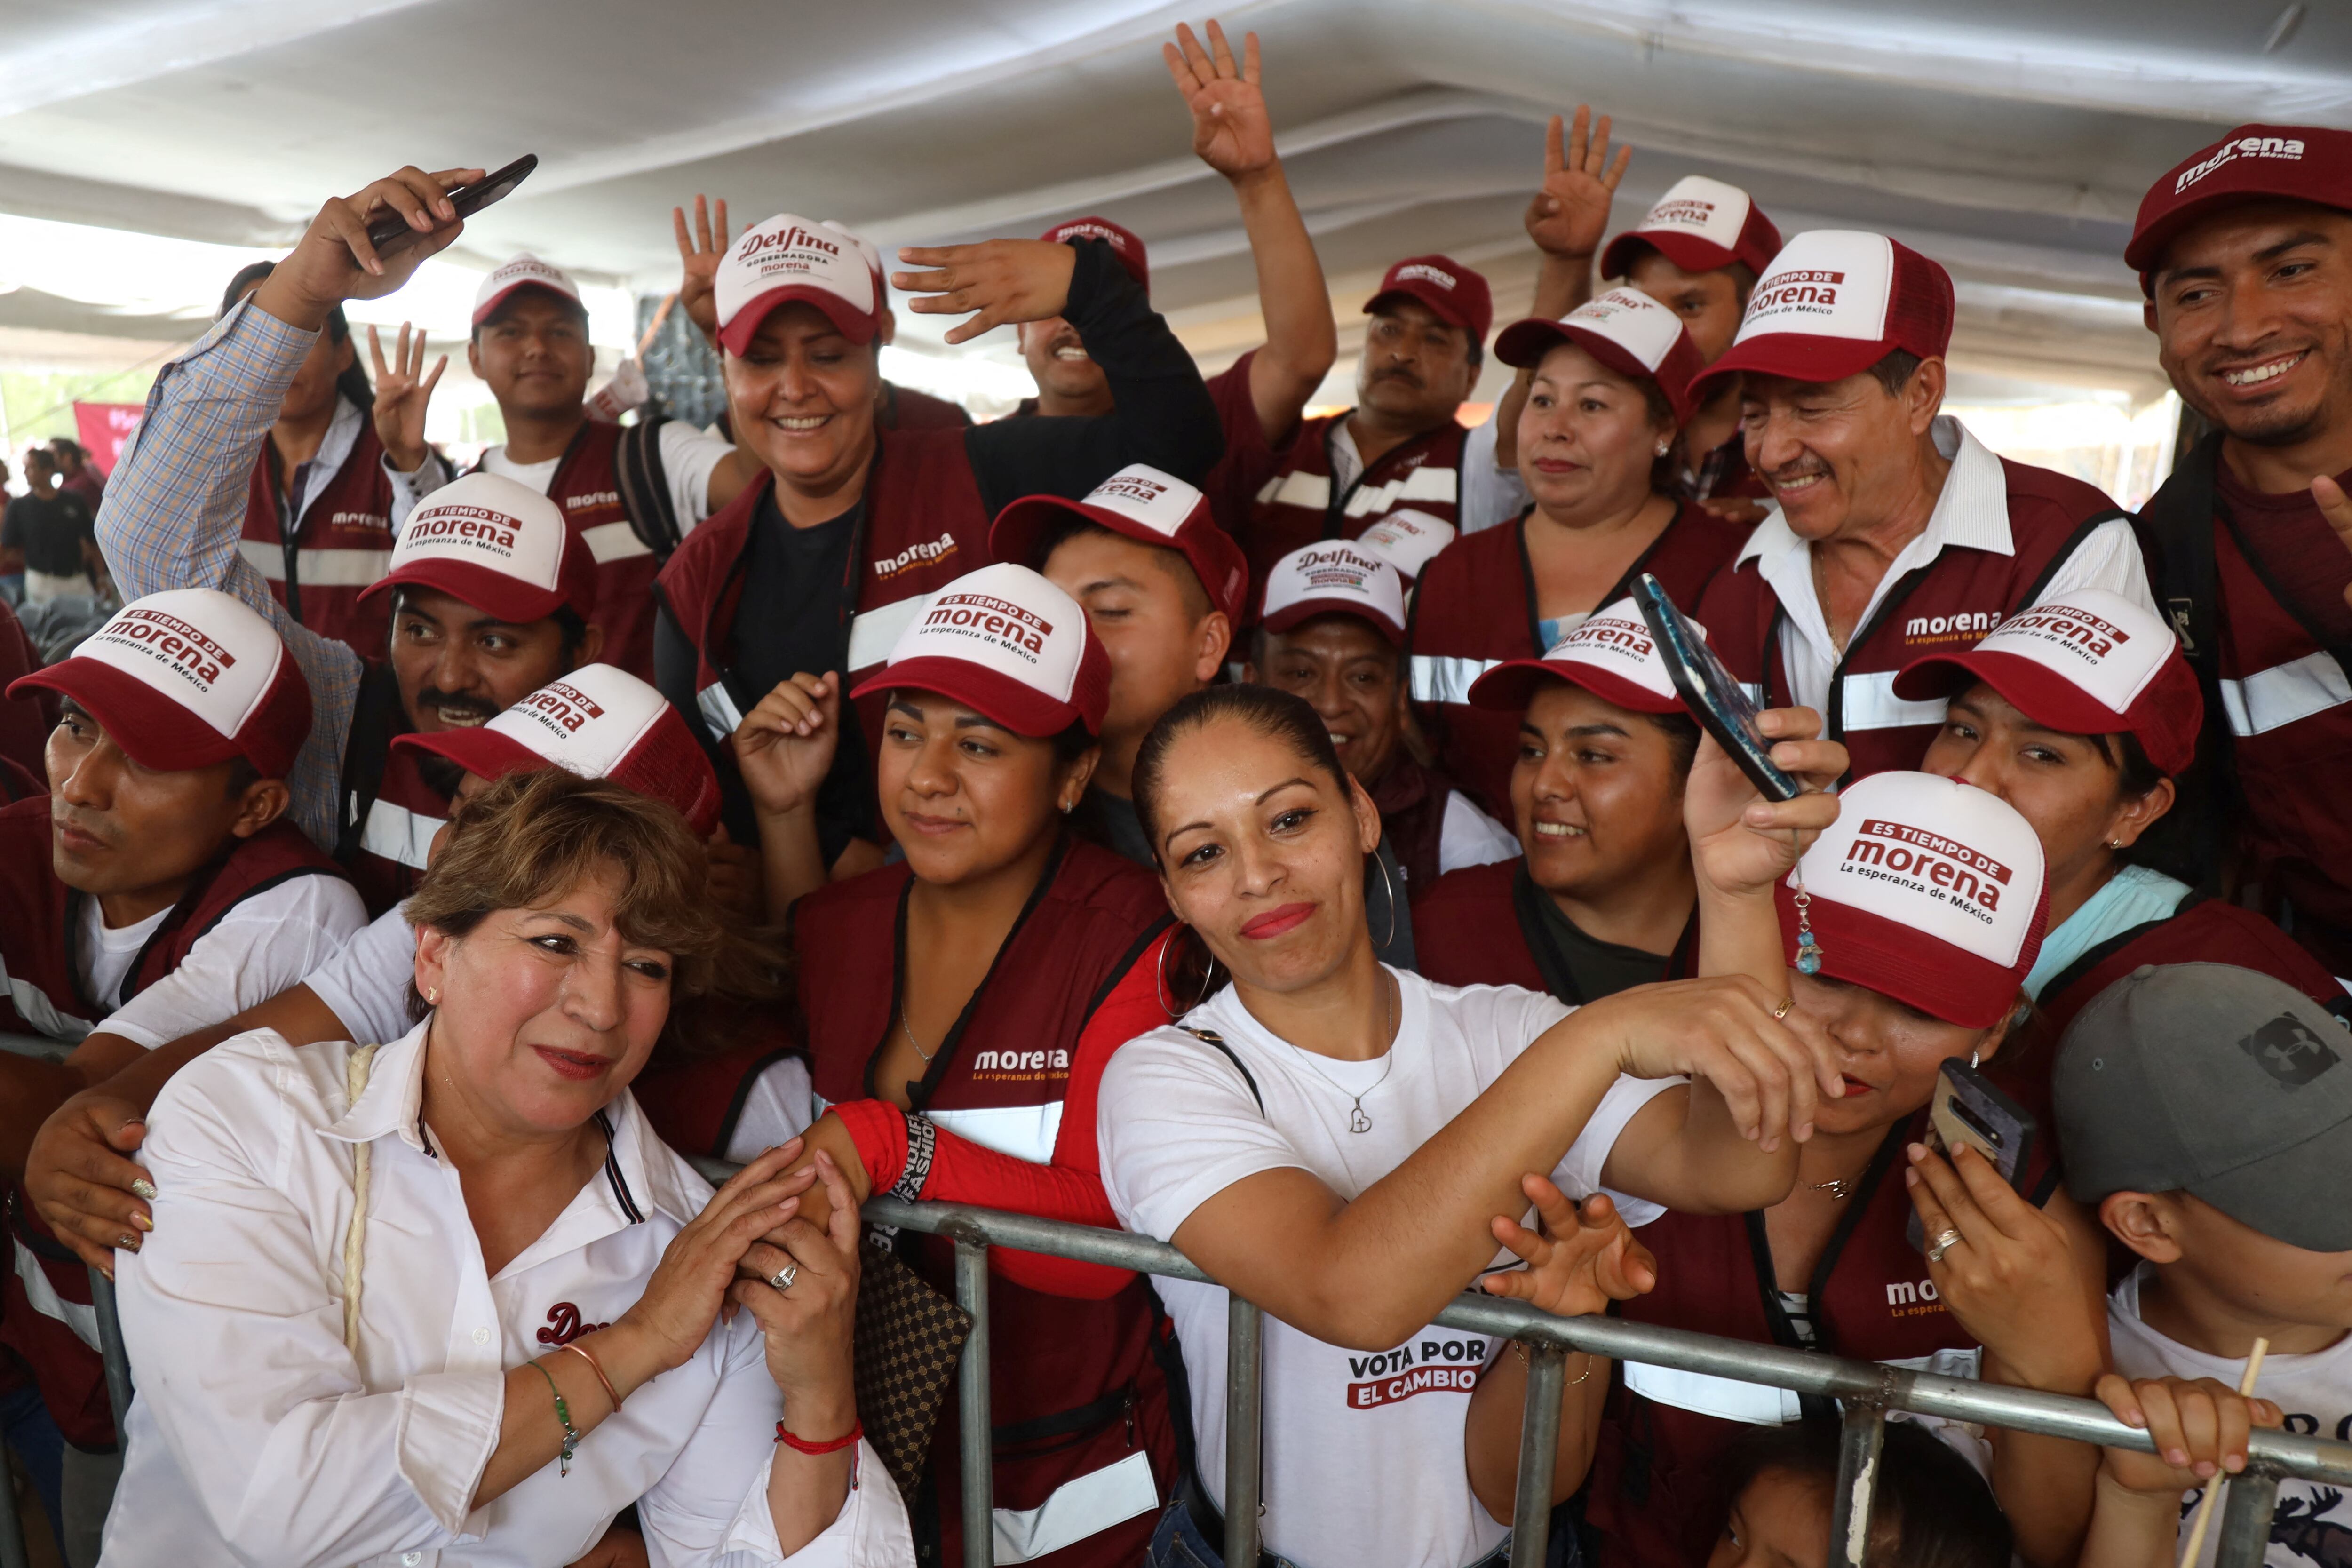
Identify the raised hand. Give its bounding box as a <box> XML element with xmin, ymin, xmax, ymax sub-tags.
<box><xmin>1525</xmin><ymin>106</ymin><xmax>1630</xmax><ymax>264</ymax></box>
<box><xmin>673</xmin><ymin>195</ymin><xmax>731</xmax><ymax>343</ymax></box>
<box><xmin>894</xmin><ymin>239</ymin><xmax>1077</xmax><ymax>345</ymax></box>
<box><xmin>253</xmin><ymin>166</ymin><xmax>481</xmax><ymax>331</ymax></box>
<box><xmin>1166</xmin><ymin>20</ymin><xmax>1275</xmax><ymax>184</ymax></box>
<box><xmin>1685</xmin><ymin>705</ymin><xmax>1848</xmax><ymax>903</ymax></box>
<box><xmin>1578</xmin><ymin>973</ymin><xmax>1842</xmax><ymax>1150</ymax></box>
<box><xmin>1481</xmin><ymin>1181</ymin><xmax>1655</xmax><ymax>1316</ymax></box>
<box><xmin>368</xmin><ymin>322</ymin><xmax>446</xmax><ymax>473</ymax></box>
<box><xmin>733</xmin><ymin>672</ymin><xmax>842</xmax><ymax>820</ymax></box>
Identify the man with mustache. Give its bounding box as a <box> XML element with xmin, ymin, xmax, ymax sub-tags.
<box><xmin>0</xmin><ymin>589</ymin><xmax>360</xmax><ymax>1552</ymax></box>
<box><xmin>92</xmin><ymin>164</ymin><xmax>611</xmax><ymax>916</ymax></box>
<box><xmin>1694</xmin><ymin>230</ymin><xmax>2155</xmax><ymax>781</ymax></box>
<box><xmin>2133</xmin><ymin>124</ymin><xmax>2352</xmax><ymax>981</ymax></box>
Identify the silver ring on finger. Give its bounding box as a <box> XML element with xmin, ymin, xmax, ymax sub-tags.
<box><xmin>769</xmin><ymin>1263</ymin><xmax>798</xmax><ymax>1292</ymax></box>
<box><xmin>1925</xmin><ymin>1228</ymin><xmax>1963</xmax><ymax>1265</ymax></box>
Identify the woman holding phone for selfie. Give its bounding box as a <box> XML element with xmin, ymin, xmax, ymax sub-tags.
<box><xmin>1580</xmin><ymin>768</ymin><xmax>2112</xmax><ymax>1568</ymax></box>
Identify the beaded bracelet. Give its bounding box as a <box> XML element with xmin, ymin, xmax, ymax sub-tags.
<box><xmin>532</xmin><ymin>1360</ymin><xmax>582</xmax><ymax>1477</ymax></box>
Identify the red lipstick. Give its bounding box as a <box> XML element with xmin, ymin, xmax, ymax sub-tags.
<box><xmin>1240</xmin><ymin>903</ymin><xmax>1316</xmax><ymax>940</ymax></box>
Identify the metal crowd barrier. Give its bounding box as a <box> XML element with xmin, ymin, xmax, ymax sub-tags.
<box><xmin>16</xmin><ymin>1192</ymin><xmax>2352</xmax><ymax>1568</ymax></box>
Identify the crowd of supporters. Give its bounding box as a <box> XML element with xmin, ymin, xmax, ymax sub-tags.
<box><xmin>0</xmin><ymin>19</ymin><xmax>2349</xmax><ymax>1568</ymax></box>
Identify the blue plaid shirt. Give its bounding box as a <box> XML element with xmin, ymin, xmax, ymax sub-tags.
<box><xmin>95</xmin><ymin>298</ymin><xmax>359</xmax><ymax>851</ymax></box>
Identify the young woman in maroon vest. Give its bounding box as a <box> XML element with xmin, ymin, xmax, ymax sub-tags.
<box><xmin>1415</xmin><ymin>597</ymin><xmax>1704</xmax><ymax>1003</ymax></box>
<box><xmin>1894</xmin><ymin>589</ymin><xmax>2348</xmax><ymax>1042</ymax></box>
<box><xmin>654</xmin><ymin>211</ymin><xmax>1221</xmax><ymax>884</ymax></box>
<box><xmin>773</xmin><ymin>562</ymin><xmax>1183</xmax><ymax>1567</ymax></box>
<box><xmin>1410</xmin><ymin>288</ymin><xmax>1745</xmax><ymax>820</ymax></box>
<box><xmin>1582</xmin><ymin>770</ymin><xmax>2111</xmax><ymax>1568</ymax></box>
<box><xmin>1094</xmin><ymin>682</ymin><xmax>1851</xmax><ymax>1567</ymax></box>
<box><xmin>1692</xmin><ymin>230</ymin><xmax>2153</xmax><ymax>785</ymax></box>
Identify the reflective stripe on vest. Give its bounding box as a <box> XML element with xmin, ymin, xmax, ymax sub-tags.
<box><xmin>845</xmin><ymin>592</ymin><xmax>933</xmax><ymax>673</ymax></box>
<box><xmin>237</xmin><ymin>538</ymin><xmax>392</xmax><ymax>588</ymax></box>
<box><xmin>1410</xmin><ymin>654</ymin><xmax>1500</xmax><ymax>706</ymax></box>
<box><xmin>1837</xmin><ymin>670</ymin><xmax>1951</xmax><ymax>733</ymax></box>
<box><xmin>928</xmin><ymin>1101</ymin><xmax>1065</xmax><ymax>1167</ymax></box>
<box><xmin>12</xmin><ymin>1238</ymin><xmax>99</xmax><ymax>1351</ymax></box>
<box><xmin>1</xmin><ymin>957</ymin><xmax>90</xmax><ymax>1042</ymax></box>
<box><xmin>991</xmin><ymin>1449</ymin><xmax>1159</xmax><ymax>1563</ymax></box>
<box><xmin>359</xmin><ymin>798</ymin><xmax>439</xmax><ymax>871</ymax></box>
<box><xmin>2221</xmin><ymin>649</ymin><xmax>2352</xmax><ymax>737</ymax></box>
<box><xmin>1622</xmin><ymin>1345</ymin><xmax>1980</xmax><ymax>1427</ymax></box>
<box><xmin>580</xmin><ymin>519</ymin><xmax>653</xmax><ymax>564</ymax></box>
<box><xmin>1255</xmin><ymin>463</ymin><xmax>1459</xmax><ymax>520</ymax></box>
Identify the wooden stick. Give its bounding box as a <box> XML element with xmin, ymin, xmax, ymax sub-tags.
<box><xmin>2177</xmin><ymin>1337</ymin><xmax>2270</xmax><ymax>1568</ymax></box>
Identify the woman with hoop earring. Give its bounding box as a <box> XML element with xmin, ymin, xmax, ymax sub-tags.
<box><xmin>780</xmin><ymin>562</ymin><xmax>1184</xmax><ymax>1568</ymax></box>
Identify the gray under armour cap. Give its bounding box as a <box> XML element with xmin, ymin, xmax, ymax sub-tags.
<box><xmin>2055</xmin><ymin>963</ymin><xmax>2352</xmax><ymax>1253</ymax></box>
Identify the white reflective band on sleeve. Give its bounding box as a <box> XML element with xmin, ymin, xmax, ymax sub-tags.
<box><xmin>1256</xmin><ymin>470</ymin><xmax>1331</xmax><ymax>511</ymax></box>
<box><xmin>926</xmin><ymin>1102</ymin><xmax>1065</xmax><ymax>1166</ymax></box>
<box><xmin>358</xmin><ymin>799</ymin><xmax>440</xmax><ymax>871</ymax></box>
<box><xmin>239</xmin><ymin>541</ymin><xmax>394</xmax><ymax>587</ymax></box>
<box><xmin>2220</xmin><ymin>650</ymin><xmax>2352</xmax><ymax>737</ymax></box>
<box><xmin>0</xmin><ymin>958</ymin><xmax>92</xmax><ymax>1043</ymax></box>
<box><xmin>992</xmin><ymin>1449</ymin><xmax>1159</xmax><ymax>1564</ymax></box>
<box><xmin>697</xmin><ymin>682</ymin><xmax>745</xmax><ymax>741</ymax></box>
<box><xmin>13</xmin><ymin>1239</ymin><xmax>101</xmax><ymax>1351</ymax></box>
<box><xmin>845</xmin><ymin>592</ymin><xmax>932</xmax><ymax>674</ymax></box>
<box><xmin>1410</xmin><ymin>654</ymin><xmax>1501</xmax><ymax>706</ymax></box>
<box><xmin>580</xmin><ymin>519</ymin><xmax>652</xmax><ymax>564</ymax></box>
<box><xmin>1341</xmin><ymin>464</ymin><xmax>1457</xmax><ymax>518</ymax></box>
<box><xmin>1836</xmin><ymin>670</ymin><xmax>1948</xmax><ymax>732</ymax></box>
<box><xmin>1623</xmin><ymin>1361</ymin><xmax>1802</xmax><ymax>1425</ymax></box>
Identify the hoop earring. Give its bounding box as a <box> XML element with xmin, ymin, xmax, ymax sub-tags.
<box><xmin>1372</xmin><ymin>851</ymin><xmax>1399</xmax><ymax>953</ymax></box>
<box><xmin>1155</xmin><ymin>925</ymin><xmax>1217</xmax><ymax>1019</ymax></box>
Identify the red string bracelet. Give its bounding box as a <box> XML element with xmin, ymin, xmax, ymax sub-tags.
<box><xmin>775</xmin><ymin>1418</ymin><xmax>862</xmax><ymax>1455</ymax></box>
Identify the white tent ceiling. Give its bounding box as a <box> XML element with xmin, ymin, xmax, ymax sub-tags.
<box><xmin>2</xmin><ymin>0</ymin><xmax>2345</xmax><ymax>406</ymax></box>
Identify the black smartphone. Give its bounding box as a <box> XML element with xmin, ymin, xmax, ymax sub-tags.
<box><xmin>1907</xmin><ymin>1059</ymin><xmax>2038</xmax><ymax>1251</ymax></box>
<box><xmin>364</xmin><ymin>154</ymin><xmax>538</xmax><ymax>254</ymax></box>
<box><xmin>1629</xmin><ymin>572</ymin><xmax>1800</xmax><ymax>802</ymax></box>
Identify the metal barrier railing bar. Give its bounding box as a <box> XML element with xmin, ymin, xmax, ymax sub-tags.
<box><xmin>20</xmin><ymin>1183</ymin><xmax>2350</xmax><ymax>1568</ymax></box>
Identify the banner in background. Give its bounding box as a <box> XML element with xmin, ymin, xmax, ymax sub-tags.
<box><xmin>71</xmin><ymin>402</ymin><xmax>144</xmax><ymax>474</ymax></box>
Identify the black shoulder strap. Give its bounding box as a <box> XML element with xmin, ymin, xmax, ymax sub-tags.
<box><xmin>2138</xmin><ymin>435</ymin><xmax>2233</xmax><ymax>894</ymax></box>
<box><xmin>333</xmin><ymin>662</ymin><xmax>406</xmax><ymax>866</ymax></box>
<box><xmin>616</xmin><ymin>414</ymin><xmax>684</xmax><ymax>563</ymax></box>
<box><xmin>1178</xmin><ymin>1025</ymin><xmax>1263</xmax><ymax>1113</ymax></box>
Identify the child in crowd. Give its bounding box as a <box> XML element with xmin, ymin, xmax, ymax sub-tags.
<box><xmin>2058</xmin><ymin>963</ymin><xmax>2352</xmax><ymax>1567</ymax></box>
<box><xmin>1707</xmin><ymin>1417</ymin><xmax>2011</xmax><ymax>1568</ymax></box>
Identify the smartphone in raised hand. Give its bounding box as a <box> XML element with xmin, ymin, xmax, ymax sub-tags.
<box><xmin>365</xmin><ymin>154</ymin><xmax>538</xmax><ymax>255</ymax></box>
<box><xmin>1630</xmin><ymin>572</ymin><xmax>1801</xmax><ymax>803</ymax></box>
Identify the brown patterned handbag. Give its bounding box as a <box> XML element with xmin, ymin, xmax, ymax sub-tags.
<box><xmin>852</xmin><ymin>1232</ymin><xmax>973</xmax><ymax>1498</ymax></box>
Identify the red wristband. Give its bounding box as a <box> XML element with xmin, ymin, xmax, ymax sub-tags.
<box><xmin>775</xmin><ymin>1418</ymin><xmax>863</xmax><ymax>1455</ymax></box>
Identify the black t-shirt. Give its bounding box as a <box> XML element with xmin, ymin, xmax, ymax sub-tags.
<box><xmin>2</xmin><ymin>491</ymin><xmax>95</xmax><ymax>578</ymax></box>
<box><xmin>1531</xmin><ymin>891</ymin><xmax>1673</xmax><ymax>1000</ymax></box>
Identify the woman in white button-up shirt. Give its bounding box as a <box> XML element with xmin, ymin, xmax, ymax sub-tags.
<box><xmin>102</xmin><ymin>768</ymin><xmax>912</xmax><ymax>1566</ymax></box>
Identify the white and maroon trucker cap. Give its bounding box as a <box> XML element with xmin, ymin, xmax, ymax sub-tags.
<box><xmin>1692</xmin><ymin>230</ymin><xmax>1955</xmax><ymax>404</ymax></box>
<box><xmin>852</xmin><ymin>562</ymin><xmax>1111</xmax><ymax>737</ymax></box>
<box><xmin>1892</xmin><ymin>589</ymin><xmax>2202</xmax><ymax>777</ymax></box>
<box><xmin>1602</xmin><ymin>175</ymin><xmax>1785</xmax><ymax>284</ymax></box>
<box><xmin>1467</xmin><ymin>596</ymin><xmax>1687</xmax><ymax>716</ymax></box>
<box><xmin>1776</xmin><ymin>771</ymin><xmax>2048</xmax><ymax>1029</ymax></box>
<box><xmin>824</xmin><ymin>220</ymin><xmax>887</xmax><ymax>304</ymax></box>
<box><xmin>1040</xmin><ymin>215</ymin><xmax>1150</xmax><ymax>293</ymax></box>
<box><xmin>390</xmin><ymin>663</ymin><xmax>722</xmax><ymax>835</ymax></box>
<box><xmin>991</xmin><ymin>463</ymin><xmax>1251</xmax><ymax>623</ymax></box>
<box><xmin>9</xmin><ymin>588</ymin><xmax>311</xmax><ymax>779</ymax></box>
<box><xmin>716</xmin><ymin>213</ymin><xmax>880</xmax><ymax>354</ymax></box>
<box><xmin>359</xmin><ymin>471</ymin><xmax>594</xmax><ymax>626</ymax></box>
<box><xmin>1259</xmin><ymin>541</ymin><xmax>1407</xmax><ymax>645</ymax></box>
<box><xmin>472</xmin><ymin>253</ymin><xmax>584</xmax><ymax>326</ymax></box>
<box><xmin>1354</xmin><ymin>507</ymin><xmax>1455</xmax><ymax>583</ymax></box>
<box><xmin>1495</xmin><ymin>287</ymin><xmax>1709</xmax><ymax>422</ymax></box>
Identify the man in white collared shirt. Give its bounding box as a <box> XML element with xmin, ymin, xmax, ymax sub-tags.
<box><xmin>1693</xmin><ymin>230</ymin><xmax>2155</xmax><ymax>781</ymax></box>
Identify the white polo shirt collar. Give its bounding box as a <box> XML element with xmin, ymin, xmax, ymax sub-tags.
<box><xmin>1738</xmin><ymin>415</ymin><xmax>2007</xmax><ymax>672</ymax></box>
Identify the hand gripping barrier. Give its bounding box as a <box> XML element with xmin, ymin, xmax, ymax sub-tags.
<box><xmin>36</xmin><ymin>1186</ymin><xmax>2352</xmax><ymax>1568</ymax></box>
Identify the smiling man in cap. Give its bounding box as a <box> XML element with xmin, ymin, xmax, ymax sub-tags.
<box><xmin>1692</xmin><ymin>230</ymin><xmax>2156</xmax><ymax>782</ymax></box>
<box><xmin>2131</xmin><ymin>123</ymin><xmax>2352</xmax><ymax>981</ymax></box>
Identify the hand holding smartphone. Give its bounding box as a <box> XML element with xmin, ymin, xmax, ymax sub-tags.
<box><xmin>1629</xmin><ymin>573</ymin><xmax>1801</xmax><ymax>803</ymax></box>
<box><xmin>365</xmin><ymin>154</ymin><xmax>538</xmax><ymax>255</ymax></box>
<box><xmin>1906</xmin><ymin>1059</ymin><xmax>2038</xmax><ymax>1251</ymax></box>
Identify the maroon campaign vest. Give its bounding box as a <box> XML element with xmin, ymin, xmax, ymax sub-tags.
<box><xmin>1697</xmin><ymin>461</ymin><xmax>2126</xmax><ymax>784</ymax></box>
<box><xmin>2037</xmin><ymin>897</ymin><xmax>2349</xmax><ymax>1042</ymax></box>
<box><xmin>241</xmin><ymin>414</ymin><xmax>396</xmax><ymax>658</ymax></box>
<box><xmin>1368</xmin><ymin>755</ymin><xmax>1454</xmax><ymax>899</ymax></box>
<box><xmin>655</xmin><ymin>432</ymin><xmax>990</xmax><ymax>827</ymax></box>
<box><xmin>1241</xmin><ymin>414</ymin><xmax>1468</xmax><ymax>604</ymax></box>
<box><xmin>794</xmin><ymin>837</ymin><xmax>1176</xmax><ymax>1567</ymax></box>
<box><xmin>1414</xmin><ymin>857</ymin><xmax>1697</xmax><ymax>1003</ymax></box>
<box><xmin>1408</xmin><ymin>501</ymin><xmax>1744</xmax><ymax>821</ymax></box>
<box><xmin>484</xmin><ymin>423</ymin><xmax>658</xmax><ymax>680</ymax></box>
<box><xmin>1588</xmin><ymin>1115</ymin><xmax>2059</xmax><ymax>1568</ymax></box>
<box><xmin>0</xmin><ymin>797</ymin><xmax>347</xmax><ymax>1448</ymax></box>
<box><xmin>339</xmin><ymin>737</ymin><xmax>450</xmax><ymax>918</ymax></box>
<box><xmin>0</xmin><ymin>596</ymin><xmax>49</xmax><ymax>792</ymax></box>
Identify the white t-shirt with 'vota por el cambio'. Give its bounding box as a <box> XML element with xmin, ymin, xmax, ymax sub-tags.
<box><xmin>1098</xmin><ymin>969</ymin><xmax>1675</xmax><ymax>1568</ymax></box>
